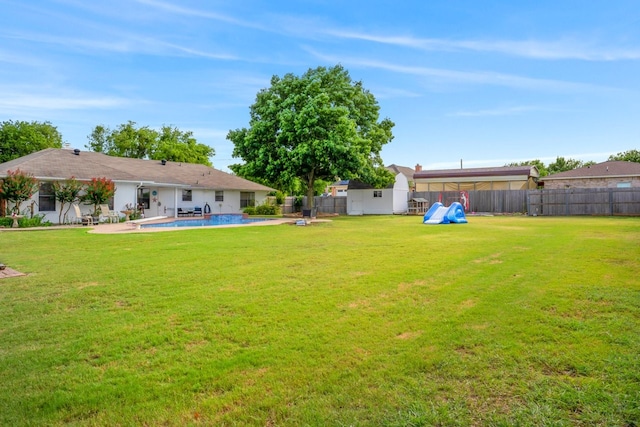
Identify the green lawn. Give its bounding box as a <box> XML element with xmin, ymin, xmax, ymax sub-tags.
<box><xmin>1</xmin><ymin>215</ymin><xmax>639</xmax><ymax>426</ymax></box>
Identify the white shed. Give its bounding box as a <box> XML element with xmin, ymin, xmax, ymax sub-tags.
<box><xmin>346</xmin><ymin>173</ymin><xmax>409</xmax><ymax>215</ymax></box>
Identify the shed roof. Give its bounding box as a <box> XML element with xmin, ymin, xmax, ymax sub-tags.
<box><xmin>542</xmin><ymin>161</ymin><xmax>640</xmax><ymax>180</ymax></box>
<box><xmin>347</xmin><ymin>179</ymin><xmax>394</xmax><ymax>190</ymax></box>
<box><xmin>0</xmin><ymin>148</ymin><xmax>274</xmax><ymax>192</ymax></box>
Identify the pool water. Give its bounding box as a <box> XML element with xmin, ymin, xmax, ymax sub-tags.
<box><xmin>140</xmin><ymin>214</ymin><xmax>274</xmax><ymax>228</ymax></box>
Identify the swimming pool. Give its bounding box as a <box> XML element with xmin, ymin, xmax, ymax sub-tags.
<box><xmin>140</xmin><ymin>214</ymin><xmax>274</xmax><ymax>228</ymax></box>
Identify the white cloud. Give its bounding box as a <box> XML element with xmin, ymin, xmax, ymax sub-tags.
<box><xmin>0</xmin><ymin>87</ymin><xmax>131</xmax><ymax>113</ymax></box>
<box><xmin>326</xmin><ymin>30</ymin><xmax>640</xmax><ymax>61</ymax></box>
<box><xmin>134</xmin><ymin>0</ymin><xmax>265</xmax><ymax>30</ymax></box>
<box><xmin>306</xmin><ymin>48</ymin><xmax>612</xmax><ymax>93</ymax></box>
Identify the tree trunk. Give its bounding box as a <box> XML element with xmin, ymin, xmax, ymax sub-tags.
<box><xmin>305</xmin><ymin>172</ymin><xmax>315</xmax><ymax>209</ymax></box>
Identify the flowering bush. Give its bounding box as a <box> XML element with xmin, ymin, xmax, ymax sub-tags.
<box><xmin>81</xmin><ymin>177</ymin><xmax>115</xmax><ymax>215</ymax></box>
<box><xmin>0</xmin><ymin>169</ymin><xmax>37</xmax><ymax>215</ymax></box>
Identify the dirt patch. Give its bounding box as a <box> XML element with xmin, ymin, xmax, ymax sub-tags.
<box><xmin>396</xmin><ymin>331</ymin><xmax>422</xmax><ymax>340</ymax></box>
<box><xmin>0</xmin><ymin>266</ymin><xmax>26</xmax><ymax>279</ymax></box>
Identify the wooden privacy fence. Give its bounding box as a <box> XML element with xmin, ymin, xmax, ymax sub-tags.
<box><xmin>528</xmin><ymin>188</ymin><xmax>640</xmax><ymax>216</ymax></box>
<box><xmin>313</xmin><ymin>196</ymin><xmax>347</xmax><ymax>215</ymax></box>
<box><xmin>411</xmin><ymin>190</ymin><xmax>529</xmax><ymax>214</ymax></box>
<box><xmin>280</xmin><ymin>188</ymin><xmax>640</xmax><ymax>216</ymax></box>
<box><xmin>280</xmin><ymin>196</ymin><xmax>347</xmax><ymax>215</ymax></box>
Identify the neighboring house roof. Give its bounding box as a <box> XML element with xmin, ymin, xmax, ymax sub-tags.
<box><xmin>0</xmin><ymin>148</ymin><xmax>274</xmax><ymax>192</ymax></box>
<box><xmin>542</xmin><ymin>161</ymin><xmax>640</xmax><ymax>181</ymax></box>
<box><xmin>414</xmin><ymin>165</ymin><xmax>539</xmax><ymax>180</ymax></box>
<box><xmin>386</xmin><ymin>164</ymin><xmax>415</xmax><ymax>180</ymax></box>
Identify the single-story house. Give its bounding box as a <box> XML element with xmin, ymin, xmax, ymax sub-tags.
<box><xmin>0</xmin><ymin>148</ymin><xmax>274</xmax><ymax>224</ymax></box>
<box><xmin>541</xmin><ymin>161</ymin><xmax>640</xmax><ymax>189</ymax></box>
<box><xmin>414</xmin><ymin>165</ymin><xmax>540</xmax><ymax>191</ymax></box>
<box><xmin>346</xmin><ymin>172</ymin><xmax>409</xmax><ymax>215</ymax></box>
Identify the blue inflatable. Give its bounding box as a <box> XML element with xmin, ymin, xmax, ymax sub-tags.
<box><xmin>423</xmin><ymin>202</ymin><xmax>467</xmax><ymax>224</ymax></box>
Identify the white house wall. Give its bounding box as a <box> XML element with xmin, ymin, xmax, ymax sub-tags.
<box><xmin>25</xmin><ymin>181</ymin><xmax>271</xmax><ymax>224</ymax></box>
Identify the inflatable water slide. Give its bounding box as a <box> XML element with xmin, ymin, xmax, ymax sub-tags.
<box><xmin>423</xmin><ymin>202</ymin><xmax>468</xmax><ymax>224</ymax></box>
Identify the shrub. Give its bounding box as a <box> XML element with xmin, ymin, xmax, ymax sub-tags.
<box><xmin>243</xmin><ymin>206</ymin><xmax>256</xmax><ymax>215</ymax></box>
<box><xmin>0</xmin><ymin>213</ymin><xmax>51</xmax><ymax>228</ymax></box>
<box><xmin>256</xmin><ymin>203</ymin><xmax>278</xmax><ymax>215</ymax></box>
<box><xmin>274</xmin><ymin>191</ymin><xmax>285</xmax><ymax>205</ymax></box>
<box><xmin>19</xmin><ymin>214</ymin><xmax>51</xmax><ymax>228</ymax></box>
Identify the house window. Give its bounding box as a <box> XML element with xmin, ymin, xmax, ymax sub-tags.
<box><xmin>215</xmin><ymin>190</ymin><xmax>224</xmax><ymax>202</ymax></box>
<box><xmin>617</xmin><ymin>182</ymin><xmax>631</xmax><ymax>188</ymax></box>
<box><xmin>373</xmin><ymin>190</ymin><xmax>382</xmax><ymax>198</ymax></box>
<box><xmin>240</xmin><ymin>192</ymin><xmax>255</xmax><ymax>208</ymax></box>
<box><xmin>137</xmin><ymin>187</ymin><xmax>150</xmax><ymax>209</ymax></box>
<box><xmin>39</xmin><ymin>182</ymin><xmax>55</xmax><ymax>211</ymax></box>
<box><xmin>182</xmin><ymin>189</ymin><xmax>192</xmax><ymax>202</ymax></box>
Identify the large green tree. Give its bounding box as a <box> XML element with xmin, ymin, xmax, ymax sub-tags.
<box><xmin>608</xmin><ymin>149</ymin><xmax>640</xmax><ymax>163</ymax></box>
<box><xmin>227</xmin><ymin>65</ymin><xmax>395</xmax><ymax>208</ymax></box>
<box><xmin>0</xmin><ymin>120</ymin><xmax>64</xmax><ymax>163</ymax></box>
<box><xmin>86</xmin><ymin>121</ymin><xmax>214</xmax><ymax>166</ymax></box>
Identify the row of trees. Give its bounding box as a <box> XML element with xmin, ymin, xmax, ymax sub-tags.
<box><xmin>507</xmin><ymin>149</ymin><xmax>640</xmax><ymax>177</ymax></box>
<box><xmin>0</xmin><ymin>170</ymin><xmax>115</xmax><ymax>222</ymax></box>
<box><xmin>86</xmin><ymin>122</ymin><xmax>214</xmax><ymax>166</ymax></box>
<box><xmin>0</xmin><ymin>120</ymin><xmax>214</xmax><ymax>166</ymax></box>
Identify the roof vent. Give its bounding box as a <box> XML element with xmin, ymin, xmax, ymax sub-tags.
<box><xmin>73</xmin><ymin>148</ymin><xmax>80</xmax><ymax>155</ymax></box>
<box><xmin>161</xmin><ymin>159</ymin><xmax>167</xmax><ymax>165</ymax></box>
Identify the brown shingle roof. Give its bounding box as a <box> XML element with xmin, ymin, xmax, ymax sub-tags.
<box><xmin>543</xmin><ymin>161</ymin><xmax>640</xmax><ymax>180</ymax></box>
<box><xmin>414</xmin><ymin>165</ymin><xmax>538</xmax><ymax>179</ymax></box>
<box><xmin>386</xmin><ymin>164</ymin><xmax>415</xmax><ymax>179</ymax></box>
<box><xmin>0</xmin><ymin>148</ymin><xmax>274</xmax><ymax>191</ymax></box>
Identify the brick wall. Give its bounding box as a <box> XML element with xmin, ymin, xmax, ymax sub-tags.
<box><xmin>544</xmin><ymin>177</ymin><xmax>640</xmax><ymax>189</ymax></box>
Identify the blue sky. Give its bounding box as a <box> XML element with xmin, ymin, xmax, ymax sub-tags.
<box><xmin>1</xmin><ymin>0</ymin><xmax>639</xmax><ymax>172</ymax></box>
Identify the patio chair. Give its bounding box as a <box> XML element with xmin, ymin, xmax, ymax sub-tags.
<box><xmin>193</xmin><ymin>206</ymin><xmax>202</xmax><ymax>216</ymax></box>
<box><xmin>73</xmin><ymin>204</ymin><xmax>93</xmax><ymax>225</ymax></box>
<box><xmin>99</xmin><ymin>204</ymin><xmax>119</xmax><ymax>223</ymax></box>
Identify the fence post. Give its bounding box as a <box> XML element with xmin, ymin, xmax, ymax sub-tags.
<box><xmin>609</xmin><ymin>188</ymin><xmax>614</xmax><ymax>216</ymax></box>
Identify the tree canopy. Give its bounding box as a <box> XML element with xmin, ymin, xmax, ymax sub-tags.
<box><xmin>227</xmin><ymin>65</ymin><xmax>395</xmax><ymax>207</ymax></box>
<box><xmin>608</xmin><ymin>149</ymin><xmax>640</xmax><ymax>163</ymax></box>
<box><xmin>86</xmin><ymin>121</ymin><xmax>214</xmax><ymax>166</ymax></box>
<box><xmin>547</xmin><ymin>156</ymin><xmax>591</xmax><ymax>175</ymax></box>
<box><xmin>0</xmin><ymin>120</ymin><xmax>64</xmax><ymax>163</ymax></box>
<box><xmin>507</xmin><ymin>157</ymin><xmax>597</xmax><ymax>176</ymax></box>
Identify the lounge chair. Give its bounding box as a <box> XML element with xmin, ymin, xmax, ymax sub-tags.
<box><xmin>73</xmin><ymin>204</ymin><xmax>94</xmax><ymax>225</ymax></box>
<box><xmin>99</xmin><ymin>204</ymin><xmax>119</xmax><ymax>223</ymax></box>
